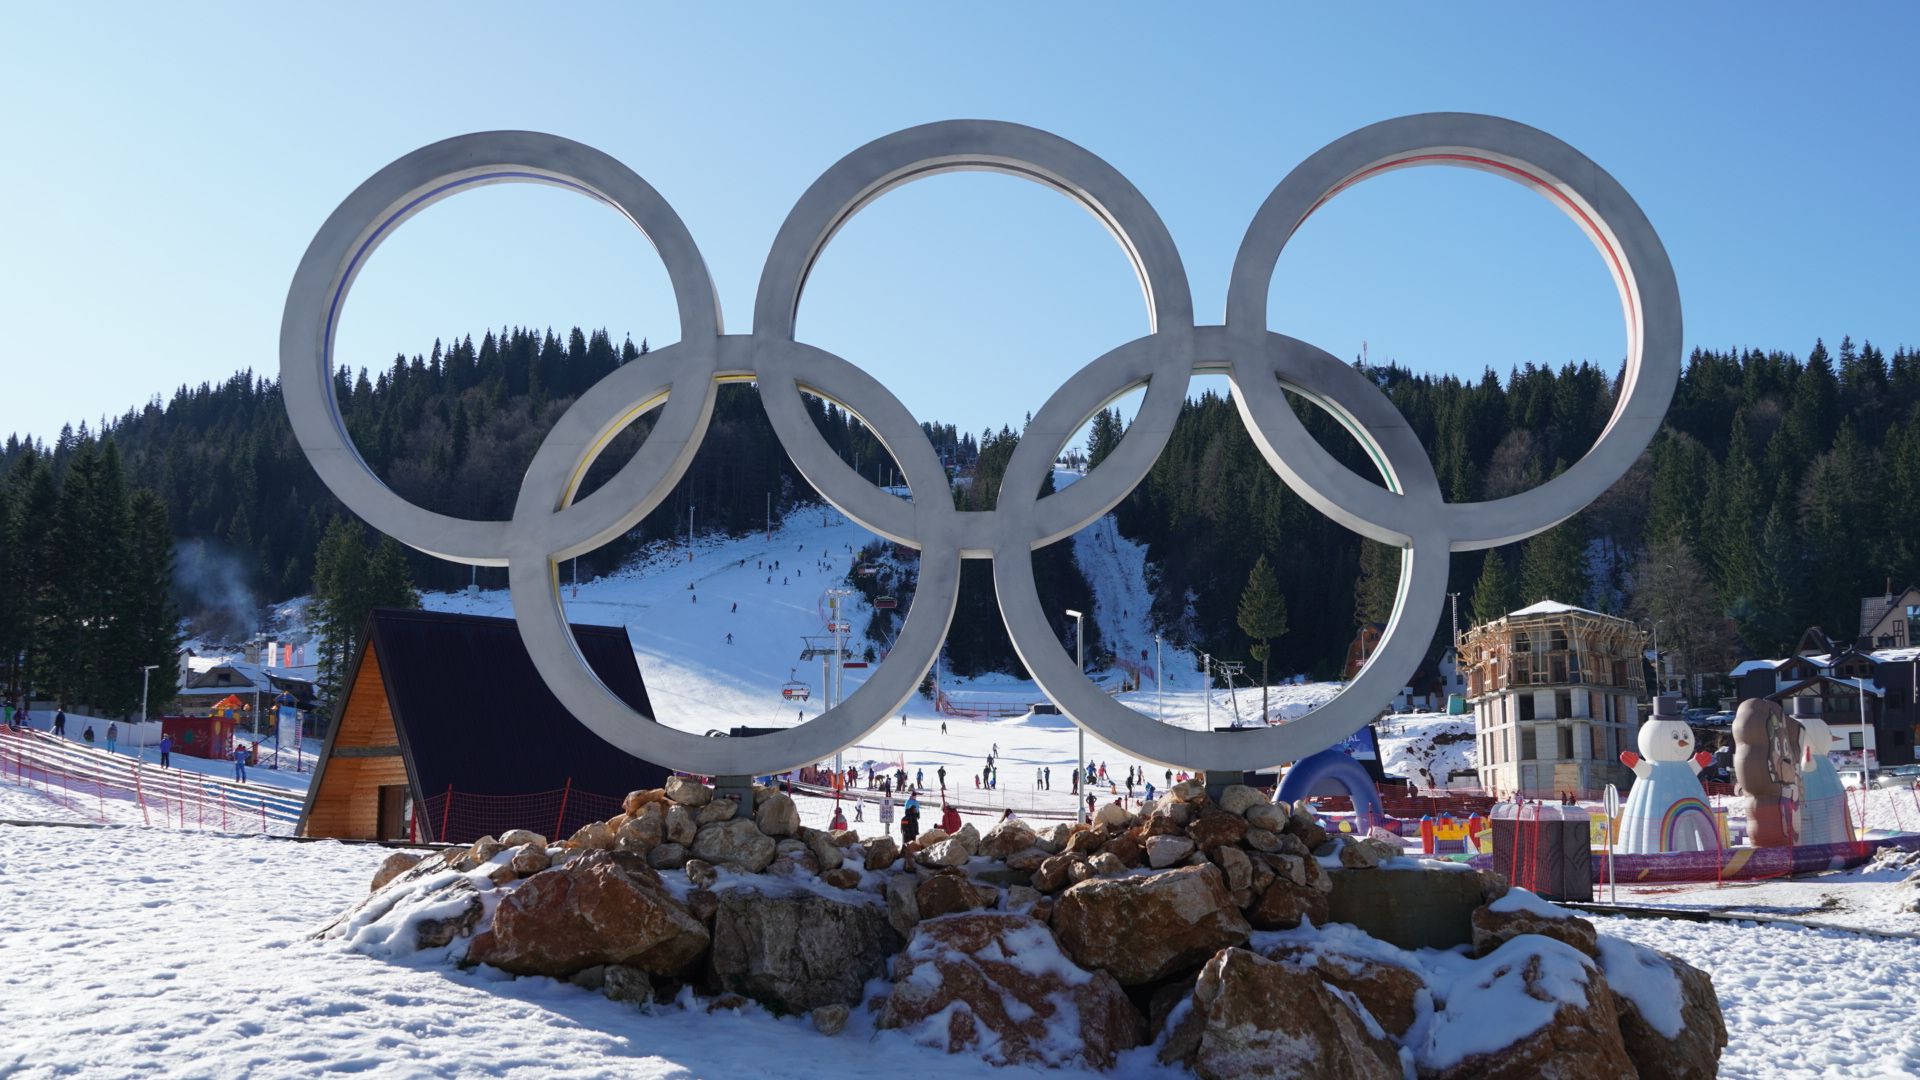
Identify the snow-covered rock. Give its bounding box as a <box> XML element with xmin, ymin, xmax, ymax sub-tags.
<box><xmin>1051</xmin><ymin>863</ymin><xmax>1249</xmax><ymax>986</ymax></box>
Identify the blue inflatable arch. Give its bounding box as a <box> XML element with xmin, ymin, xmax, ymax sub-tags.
<box><xmin>1274</xmin><ymin>748</ymin><xmax>1386</xmax><ymax>830</ymax></box>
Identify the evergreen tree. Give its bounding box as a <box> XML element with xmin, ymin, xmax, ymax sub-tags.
<box><xmin>1237</xmin><ymin>555</ymin><xmax>1288</xmax><ymax>722</ymax></box>
<box><xmin>1629</xmin><ymin>537</ymin><xmax>1735</xmax><ymax>698</ymax></box>
<box><xmin>1518</xmin><ymin>520</ymin><xmax>1589</xmax><ymax>608</ymax></box>
<box><xmin>1470</xmin><ymin>551</ymin><xmax>1518</xmax><ymax>626</ymax></box>
<box><xmin>1353</xmin><ymin>539</ymin><xmax>1399</xmax><ymax>627</ymax></box>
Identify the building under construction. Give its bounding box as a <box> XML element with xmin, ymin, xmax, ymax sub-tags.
<box><xmin>1458</xmin><ymin>600</ymin><xmax>1646</xmax><ymax>798</ymax></box>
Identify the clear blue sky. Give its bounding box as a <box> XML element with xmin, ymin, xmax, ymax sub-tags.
<box><xmin>3</xmin><ymin>4</ymin><xmax>1916</xmax><ymax>448</ymax></box>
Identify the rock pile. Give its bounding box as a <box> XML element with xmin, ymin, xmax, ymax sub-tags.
<box><xmin>323</xmin><ymin>777</ymin><xmax>1727</xmax><ymax>1077</ymax></box>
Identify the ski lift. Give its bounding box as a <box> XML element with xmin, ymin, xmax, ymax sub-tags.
<box><xmin>781</xmin><ymin>668</ymin><xmax>811</xmax><ymax>702</ymax></box>
<box><xmin>876</xmin><ymin>595</ymin><xmax>897</xmax><ymax>610</ymax></box>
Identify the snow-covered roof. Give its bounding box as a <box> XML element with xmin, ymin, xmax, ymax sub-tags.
<box><xmin>1730</xmin><ymin>658</ymin><xmax>1788</xmax><ymax>677</ymax></box>
<box><xmin>1508</xmin><ymin>600</ymin><xmax>1602</xmax><ymax>618</ymax></box>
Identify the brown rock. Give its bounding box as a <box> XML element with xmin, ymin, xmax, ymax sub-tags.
<box><xmin>602</xmin><ymin>964</ymin><xmax>653</xmax><ymax>1004</ymax></box>
<box><xmin>684</xmin><ymin>858</ymin><xmax>718</xmax><ymax>889</ymax></box>
<box><xmin>862</xmin><ymin>835</ymin><xmax>900</xmax><ymax>870</ymax></box>
<box><xmin>466</xmin><ymin>851</ymin><xmax>708</xmax><ymax>977</ymax></box>
<box><xmin>1212</xmin><ymin>845</ymin><xmax>1252</xmax><ymax>892</ymax></box>
<box><xmin>954</xmin><ymin>822</ymin><xmax>982</xmax><ymax>855</ymax></box>
<box><xmin>1246</xmin><ymin>856</ymin><xmax>1330</xmax><ymax>930</ymax></box>
<box><xmin>978</xmin><ymin>817</ymin><xmax>1040</xmax><ymax>860</ymax></box>
<box><xmin>1066</xmin><ymin>859</ymin><xmax>1097</xmax><ymax>885</ymax></box>
<box><xmin>878</xmin><ymin>913</ymin><xmax>1144</xmax><ymax>1069</ymax></box>
<box><xmin>498</xmin><ymin>828</ymin><xmax>547</xmax><ymax>850</ymax></box>
<box><xmin>709</xmin><ymin>891</ymin><xmax>903</xmax><ymax>1012</ymax></box>
<box><xmin>916</xmin><ymin>827</ymin><xmax>950</xmax><ymax>847</ymax></box>
<box><xmin>1262</xmin><ymin>940</ymin><xmax>1428</xmax><ymax>1038</ymax></box>
<box><xmin>509</xmin><ymin>844</ymin><xmax>552</xmax><ymax>876</ymax></box>
<box><xmin>917</xmin><ymin>837</ymin><xmax>971</xmax><ymax>868</ymax></box>
<box><xmin>1243</xmin><ymin>801</ymin><xmax>1288</xmax><ymax>833</ymax></box>
<box><xmin>370</xmin><ymin>851</ymin><xmax>423</xmax><ymax>893</ymax></box>
<box><xmin>1098</xmin><ymin>831</ymin><xmax>1144</xmax><ymax>868</ymax></box>
<box><xmin>821</xmin><ymin>867</ymin><xmax>862</xmax><ymax>890</ymax></box>
<box><xmin>1338</xmin><ymin>837</ymin><xmax>1382</xmax><ymax>869</ymax></box>
<box><xmin>1146</xmin><ymin>834</ymin><xmax>1196</xmax><ymax>868</ymax></box>
<box><xmin>801</xmin><ymin>828</ymin><xmax>844</xmax><ymax>871</ymax></box>
<box><xmin>414</xmin><ymin>879</ymin><xmax>484</xmax><ymax>949</ymax></box>
<box><xmin>645</xmin><ymin>842</ymin><xmax>688</xmax><ymax>870</ymax></box>
<box><xmin>829</xmin><ymin>828</ymin><xmax>860</xmax><ymax>847</ymax></box>
<box><xmin>1418</xmin><ymin>939</ymin><xmax>1636</xmax><ymax>1080</ymax></box>
<box><xmin>1062</xmin><ymin>826</ymin><xmax>1107</xmax><ymax>857</ymax></box>
<box><xmin>1217</xmin><ymin>784</ymin><xmax>1266</xmax><ymax>816</ymax></box>
<box><xmin>684</xmin><ymin>888</ymin><xmax>719</xmax><ymax>925</ymax></box>
<box><xmin>604</xmin><ymin>813</ymin><xmax>629</xmax><ymax>833</ymax></box>
<box><xmin>754</xmin><ymin>791</ymin><xmax>802</xmax><ymax>838</ymax></box>
<box><xmin>623</xmin><ymin>788</ymin><xmax>666</xmax><ymax>816</ymax></box>
<box><xmin>705</xmin><ymin>993</ymin><xmax>750</xmax><ymax>1013</ymax></box>
<box><xmin>1169</xmin><ymin>779</ymin><xmax>1206</xmax><ymax>802</ymax></box>
<box><xmin>1004</xmin><ymin>846</ymin><xmax>1051</xmax><ymax>871</ymax></box>
<box><xmin>691</xmin><ymin>818</ymin><xmax>776</xmax><ymax>873</ymax></box>
<box><xmin>617</xmin><ymin>803</ymin><xmax>665</xmax><ymax>853</ymax></box>
<box><xmin>567</xmin><ymin>820</ymin><xmax>615</xmax><ymax>851</ymax></box>
<box><xmin>697</xmin><ymin>796</ymin><xmax>740</xmax><ymax>825</ymax></box>
<box><xmin>1600</xmin><ymin>941</ymin><xmax>1727</xmax><ymax>1080</ymax></box>
<box><xmin>1033</xmin><ymin>854</ymin><xmax>1077</xmax><ymax>893</ymax></box>
<box><xmin>1093</xmin><ymin>800</ymin><xmax>1132</xmax><ymax>828</ymax></box>
<box><xmin>1471</xmin><ymin>892</ymin><xmax>1600</xmax><ymax>959</ymax></box>
<box><xmin>811</xmin><ymin>1003</ymin><xmax>850</xmax><ymax>1036</ymax></box>
<box><xmin>1185</xmin><ymin>806</ymin><xmax>1249</xmax><ymax>851</ymax></box>
<box><xmin>886</xmin><ymin>872</ymin><xmax>921</xmax><ymax>938</ymax></box>
<box><xmin>1244</xmin><ymin>826</ymin><xmax>1282</xmax><ymax>853</ymax></box>
<box><xmin>664</xmin><ymin>804</ymin><xmax>698</xmax><ymax>847</ymax></box>
<box><xmin>1051</xmin><ymin>863</ymin><xmax>1250</xmax><ymax>986</ymax></box>
<box><xmin>1034</xmin><ymin>822</ymin><xmax>1072</xmax><ymax>853</ymax></box>
<box><xmin>1088</xmin><ymin>851</ymin><xmax>1126</xmax><ymax>877</ymax></box>
<box><xmin>663</xmin><ymin>776</ymin><xmax>712</xmax><ymax>807</ymax></box>
<box><xmin>1159</xmin><ymin>947</ymin><xmax>1399</xmax><ymax>1080</ymax></box>
<box><xmin>916</xmin><ymin>871</ymin><xmax>995</xmax><ymax>918</ymax></box>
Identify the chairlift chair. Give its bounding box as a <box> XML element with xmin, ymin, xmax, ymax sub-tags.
<box><xmin>876</xmin><ymin>595</ymin><xmax>897</xmax><ymax>610</ymax></box>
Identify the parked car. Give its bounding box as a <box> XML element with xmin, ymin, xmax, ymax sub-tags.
<box><xmin>1874</xmin><ymin>764</ymin><xmax>1920</xmax><ymax>789</ymax></box>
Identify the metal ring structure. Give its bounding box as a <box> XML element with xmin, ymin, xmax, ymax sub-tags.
<box><xmin>281</xmin><ymin>114</ymin><xmax>1680</xmax><ymax>777</ymax></box>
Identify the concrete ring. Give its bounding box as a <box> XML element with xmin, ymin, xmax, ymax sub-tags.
<box><xmin>279</xmin><ymin>130</ymin><xmax>722</xmax><ymax>564</ymax></box>
<box><xmin>1225</xmin><ymin>112</ymin><xmax>1680</xmax><ymax>550</ymax></box>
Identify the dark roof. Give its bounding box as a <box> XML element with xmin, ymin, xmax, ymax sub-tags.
<box><xmin>361</xmin><ymin>607</ymin><xmax>668</xmax><ymax>801</ymax></box>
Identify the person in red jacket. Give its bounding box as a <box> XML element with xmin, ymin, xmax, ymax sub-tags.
<box><xmin>940</xmin><ymin>802</ymin><xmax>962</xmax><ymax>835</ymax></box>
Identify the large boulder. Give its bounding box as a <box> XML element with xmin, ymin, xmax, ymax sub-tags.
<box><xmin>1257</xmin><ymin>926</ymin><xmax>1430</xmax><ymax>1039</ymax></box>
<box><xmin>1094</xmin><ymin>801</ymin><xmax>1132</xmax><ymax>829</ymax></box>
<box><xmin>708</xmin><ymin>891</ymin><xmax>902</xmax><ymax>1013</ymax></box>
<box><xmin>754</xmin><ymin>791</ymin><xmax>801</xmax><ymax>838</ymax></box>
<box><xmin>370</xmin><ymin>851</ymin><xmax>423</xmax><ymax>893</ymax></box>
<box><xmin>1472</xmin><ymin>889</ymin><xmax>1600</xmax><ymax>959</ymax></box>
<box><xmin>466</xmin><ymin>851</ymin><xmax>708</xmax><ymax>978</ymax></box>
<box><xmin>1146</xmin><ymin>834</ymin><xmax>1196</xmax><ymax>869</ymax></box>
<box><xmin>1243</xmin><ymin>801</ymin><xmax>1288</xmax><ymax>833</ymax></box>
<box><xmin>886</xmin><ymin>871</ymin><xmax>921</xmax><ymax>938</ymax></box>
<box><xmin>1217</xmin><ymin>784</ymin><xmax>1266</xmax><ymax>816</ymax></box>
<box><xmin>1416</xmin><ymin>936</ymin><xmax>1636</xmax><ymax>1080</ymax></box>
<box><xmin>1185</xmin><ymin>806</ymin><xmax>1249</xmax><ymax>851</ymax></box>
<box><xmin>664</xmin><ymin>804</ymin><xmax>699</xmax><ymax>847</ymax></box>
<box><xmin>918</xmin><ymin>837</ymin><xmax>971</xmax><ymax>868</ymax></box>
<box><xmin>916</xmin><ymin>872</ymin><xmax>997</xmax><ymax>919</ymax></box>
<box><xmin>691</xmin><ymin>819</ymin><xmax>776</xmax><ymax>873</ymax></box>
<box><xmin>617</xmin><ymin>803</ymin><xmax>666</xmax><ymax>853</ymax></box>
<box><xmin>1246</xmin><ymin>853</ymin><xmax>1331</xmax><ymax>930</ymax></box>
<box><xmin>879</xmin><ymin>913</ymin><xmax>1144</xmax><ymax>1069</ymax></box>
<box><xmin>978</xmin><ymin>817</ymin><xmax>1039</xmax><ymax>860</ymax></box>
<box><xmin>1159</xmin><ymin>947</ymin><xmax>1400</xmax><ymax>1080</ymax></box>
<box><xmin>1595</xmin><ymin>937</ymin><xmax>1727</xmax><ymax>1080</ymax></box>
<box><xmin>862</xmin><ymin>835</ymin><xmax>900</xmax><ymax>871</ymax></box>
<box><xmin>664</xmin><ymin>776</ymin><xmax>712</xmax><ymax>807</ymax></box>
<box><xmin>1052</xmin><ymin>863</ymin><xmax>1250</xmax><ymax>986</ymax></box>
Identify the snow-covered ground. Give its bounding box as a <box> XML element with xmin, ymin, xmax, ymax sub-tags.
<box><xmin>3</xmin><ymin>821</ymin><xmax>1918</xmax><ymax>1079</ymax></box>
<box><xmin>1375</xmin><ymin>711</ymin><xmax>1478</xmax><ymax>791</ymax></box>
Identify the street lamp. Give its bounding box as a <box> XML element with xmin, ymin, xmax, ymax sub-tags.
<box><xmin>1066</xmin><ymin>608</ymin><xmax>1086</xmax><ymax>823</ymax></box>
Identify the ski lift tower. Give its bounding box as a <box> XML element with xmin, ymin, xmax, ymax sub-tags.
<box><xmin>823</xmin><ymin>587</ymin><xmax>856</xmax><ymax>780</ymax></box>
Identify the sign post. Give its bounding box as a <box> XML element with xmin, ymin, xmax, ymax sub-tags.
<box><xmin>1603</xmin><ymin>783</ymin><xmax>1620</xmax><ymax>904</ymax></box>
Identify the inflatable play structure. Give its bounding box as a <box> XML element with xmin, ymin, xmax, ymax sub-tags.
<box><xmin>1276</xmin><ymin>747</ymin><xmax>1387</xmax><ymax>831</ymax></box>
<box><xmin>1790</xmin><ymin>697</ymin><xmax>1855</xmax><ymax>846</ymax></box>
<box><xmin>1615</xmin><ymin>694</ymin><xmax>1719</xmax><ymax>854</ymax></box>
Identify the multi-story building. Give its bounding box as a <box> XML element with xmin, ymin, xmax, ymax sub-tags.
<box><xmin>1459</xmin><ymin>600</ymin><xmax>1646</xmax><ymax>798</ymax></box>
<box><xmin>1728</xmin><ymin>626</ymin><xmax>1919</xmax><ymax>767</ymax></box>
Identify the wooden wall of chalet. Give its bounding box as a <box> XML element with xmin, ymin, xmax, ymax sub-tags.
<box><xmin>301</xmin><ymin>644</ymin><xmax>408</xmax><ymax>840</ymax></box>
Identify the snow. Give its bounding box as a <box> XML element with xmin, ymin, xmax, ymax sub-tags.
<box><xmin>1508</xmin><ymin>599</ymin><xmax>1601</xmax><ymax>617</ymax></box>
<box><xmin>1375</xmin><ymin>711</ymin><xmax>1477</xmax><ymax>790</ymax></box>
<box><xmin>1488</xmin><ymin>886</ymin><xmax>1579</xmax><ymax>920</ymax></box>
<box><xmin>1417</xmin><ymin>935</ymin><xmax>1598</xmax><ymax>1071</ymax></box>
<box><xmin>0</xmin><ymin>823</ymin><xmax>1178</xmax><ymax>1079</ymax></box>
<box><xmin>1593</xmin><ymin>933</ymin><xmax>1685</xmax><ymax>1038</ymax></box>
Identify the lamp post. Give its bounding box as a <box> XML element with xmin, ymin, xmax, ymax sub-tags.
<box><xmin>688</xmin><ymin>503</ymin><xmax>696</xmax><ymax>563</ymax></box>
<box><xmin>139</xmin><ymin>664</ymin><xmax>158</xmax><ymax>761</ymax></box>
<box><xmin>1066</xmin><ymin>608</ymin><xmax>1085</xmax><ymax>823</ymax></box>
<box><xmin>1155</xmin><ymin>632</ymin><xmax>1164</xmax><ymax>724</ymax></box>
<box><xmin>1857</xmin><ymin>675</ymin><xmax>1874</xmax><ymax>788</ymax></box>
<box><xmin>1202</xmin><ymin>651</ymin><xmax>1211</xmax><ymax>731</ymax></box>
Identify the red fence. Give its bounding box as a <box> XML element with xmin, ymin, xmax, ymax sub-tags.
<box><xmin>416</xmin><ymin>783</ymin><xmax>625</xmax><ymax>845</ymax></box>
<box><xmin>1</xmin><ymin>726</ymin><xmax>304</xmax><ymax>833</ymax></box>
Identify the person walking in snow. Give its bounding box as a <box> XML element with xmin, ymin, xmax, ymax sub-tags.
<box><xmin>854</xmin><ymin>801</ymin><xmax>864</xmax><ymax>823</ymax></box>
<box><xmin>231</xmin><ymin>742</ymin><xmax>249</xmax><ymax>782</ymax></box>
<box><xmin>915</xmin><ymin>768</ymin><xmax>923</xmax><ymax>789</ymax></box>
<box><xmin>158</xmin><ymin>734</ymin><xmax>172</xmax><ymax>769</ymax></box>
<box><xmin>940</xmin><ymin>721</ymin><xmax>947</xmax><ymax>735</ymax></box>
<box><xmin>725</xmin><ymin>632</ymin><xmax>733</xmax><ymax>645</ymax></box>
<box><xmin>1044</xmin><ymin>766</ymin><xmax>1051</xmax><ymax>790</ymax></box>
<box><xmin>53</xmin><ymin>707</ymin><xmax>66</xmax><ymax>737</ymax></box>
<box><xmin>900</xmin><ymin>801</ymin><xmax>920</xmax><ymax>846</ymax></box>
<box><xmin>731</xmin><ymin>601</ymin><xmax>737</xmax><ymax>613</ymax></box>
<box><xmin>82</xmin><ymin>725</ymin><xmax>94</xmax><ymax>746</ymax></box>
<box><xmin>105</xmin><ymin>722</ymin><xmax>117</xmax><ymax>753</ymax></box>
<box><xmin>937</xmin><ymin>765</ymin><xmax>946</xmax><ymax>790</ymax></box>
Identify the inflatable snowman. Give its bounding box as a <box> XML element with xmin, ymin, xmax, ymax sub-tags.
<box><xmin>1791</xmin><ymin>698</ymin><xmax>1854</xmax><ymax>846</ymax></box>
<box><xmin>1616</xmin><ymin>695</ymin><xmax>1719</xmax><ymax>854</ymax></box>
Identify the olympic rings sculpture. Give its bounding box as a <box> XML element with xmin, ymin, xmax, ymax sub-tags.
<box><xmin>280</xmin><ymin>114</ymin><xmax>1679</xmax><ymax>777</ymax></box>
